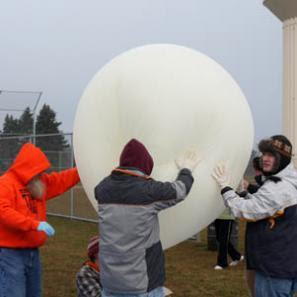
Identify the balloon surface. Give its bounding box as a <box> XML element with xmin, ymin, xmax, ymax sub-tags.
<box><xmin>73</xmin><ymin>44</ymin><xmax>254</xmax><ymax>249</ymax></box>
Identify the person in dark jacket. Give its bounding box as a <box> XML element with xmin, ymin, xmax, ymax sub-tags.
<box><xmin>76</xmin><ymin>235</ymin><xmax>101</xmax><ymax>297</ymax></box>
<box><xmin>213</xmin><ymin>135</ymin><xmax>297</xmax><ymax>297</ymax></box>
<box><xmin>213</xmin><ymin>208</ymin><xmax>243</xmax><ymax>270</ymax></box>
<box><xmin>241</xmin><ymin>156</ymin><xmax>264</xmax><ymax>297</ymax></box>
<box><xmin>95</xmin><ymin>139</ymin><xmax>200</xmax><ymax>297</ymax></box>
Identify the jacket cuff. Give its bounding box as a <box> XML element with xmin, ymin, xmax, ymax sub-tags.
<box><xmin>31</xmin><ymin>220</ymin><xmax>40</xmax><ymax>230</ymax></box>
<box><xmin>180</xmin><ymin>168</ymin><xmax>192</xmax><ymax>175</ymax></box>
<box><xmin>221</xmin><ymin>186</ymin><xmax>233</xmax><ymax>195</ymax></box>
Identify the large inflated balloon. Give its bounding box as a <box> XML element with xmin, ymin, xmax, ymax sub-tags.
<box><xmin>73</xmin><ymin>44</ymin><xmax>254</xmax><ymax>249</ymax></box>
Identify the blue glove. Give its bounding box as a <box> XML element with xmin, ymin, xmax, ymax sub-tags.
<box><xmin>37</xmin><ymin>222</ymin><xmax>55</xmax><ymax>236</ymax></box>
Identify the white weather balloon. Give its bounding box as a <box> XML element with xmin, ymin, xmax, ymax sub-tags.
<box><xmin>73</xmin><ymin>44</ymin><xmax>254</xmax><ymax>249</ymax></box>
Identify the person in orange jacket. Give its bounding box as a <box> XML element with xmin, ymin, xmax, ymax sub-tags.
<box><xmin>0</xmin><ymin>142</ymin><xmax>80</xmax><ymax>297</ymax></box>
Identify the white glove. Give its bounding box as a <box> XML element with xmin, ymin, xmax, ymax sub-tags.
<box><xmin>212</xmin><ymin>163</ymin><xmax>231</xmax><ymax>189</ymax></box>
<box><xmin>175</xmin><ymin>149</ymin><xmax>201</xmax><ymax>172</ymax></box>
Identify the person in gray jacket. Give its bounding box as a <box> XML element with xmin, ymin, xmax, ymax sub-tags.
<box><xmin>95</xmin><ymin>139</ymin><xmax>200</xmax><ymax>297</ymax></box>
<box><xmin>212</xmin><ymin>135</ymin><xmax>297</xmax><ymax>297</ymax></box>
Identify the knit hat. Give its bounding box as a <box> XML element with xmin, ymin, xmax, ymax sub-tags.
<box><xmin>87</xmin><ymin>235</ymin><xmax>99</xmax><ymax>261</ymax></box>
<box><xmin>119</xmin><ymin>139</ymin><xmax>154</xmax><ymax>175</ymax></box>
<box><xmin>258</xmin><ymin>135</ymin><xmax>292</xmax><ymax>174</ymax></box>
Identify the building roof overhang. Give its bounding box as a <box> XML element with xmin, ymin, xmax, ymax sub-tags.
<box><xmin>264</xmin><ymin>0</ymin><xmax>297</xmax><ymax>21</ymax></box>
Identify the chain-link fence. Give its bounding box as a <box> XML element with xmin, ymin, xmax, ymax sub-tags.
<box><xmin>1</xmin><ymin>133</ymin><xmax>256</xmax><ymax>227</ymax></box>
<box><xmin>0</xmin><ymin>133</ymin><xmax>97</xmax><ymax>222</ymax></box>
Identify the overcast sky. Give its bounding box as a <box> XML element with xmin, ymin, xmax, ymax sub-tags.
<box><xmin>0</xmin><ymin>0</ymin><xmax>282</xmax><ymax>143</ymax></box>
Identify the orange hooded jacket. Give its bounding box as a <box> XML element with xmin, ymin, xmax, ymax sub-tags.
<box><xmin>0</xmin><ymin>143</ymin><xmax>80</xmax><ymax>248</ymax></box>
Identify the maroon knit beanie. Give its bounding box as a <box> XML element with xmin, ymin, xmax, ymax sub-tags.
<box><xmin>119</xmin><ymin>139</ymin><xmax>154</xmax><ymax>175</ymax></box>
<box><xmin>87</xmin><ymin>235</ymin><xmax>99</xmax><ymax>261</ymax></box>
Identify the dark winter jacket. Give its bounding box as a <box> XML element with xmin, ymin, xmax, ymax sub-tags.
<box><xmin>222</xmin><ymin>163</ymin><xmax>297</xmax><ymax>277</ymax></box>
<box><xmin>246</xmin><ymin>204</ymin><xmax>297</xmax><ymax>277</ymax></box>
<box><xmin>95</xmin><ymin>167</ymin><xmax>193</xmax><ymax>294</ymax></box>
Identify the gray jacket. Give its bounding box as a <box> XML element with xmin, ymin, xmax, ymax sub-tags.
<box><xmin>221</xmin><ymin>163</ymin><xmax>297</xmax><ymax>220</ymax></box>
<box><xmin>95</xmin><ymin>167</ymin><xmax>194</xmax><ymax>294</ymax></box>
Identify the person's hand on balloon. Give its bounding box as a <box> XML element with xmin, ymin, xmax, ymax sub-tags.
<box><xmin>212</xmin><ymin>163</ymin><xmax>231</xmax><ymax>190</ymax></box>
<box><xmin>175</xmin><ymin>149</ymin><xmax>201</xmax><ymax>172</ymax></box>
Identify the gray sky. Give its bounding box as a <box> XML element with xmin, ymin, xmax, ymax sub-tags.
<box><xmin>0</xmin><ymin>0</ymin><xmax>282</xmax><ymax>143</ymax></box>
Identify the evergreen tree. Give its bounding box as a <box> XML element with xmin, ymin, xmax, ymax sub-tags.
<box><xmin>0</xmin><ymin>105</ymin><xmax>67</xmax><ymax>142</ymax></box>
<box><xmin>35</xmin><ymin>104</ymin><xmax>68</xmax><ymax>168</ymax></box>
<box><xmin>19</xmin><ymin>107</ymin><xmax>33</xmax><ymax>135</ymax></box>
<box><xmin>36</xmin><ymin>104</ymin><xmax>61</xmax><ymax>135</ymax></box>
<box><xmin>2</xmin><ymin>107</ymin><xmax>34</xmax><ymax>136</ymax></box>
<box><xmin>0</xmin><ymin>105</ymin><xmax>68</xmax><ymax>173</ymax></box>
<box><xmin>0</xmin><ymin>115</ymin><xmax>22</xmax><ymax>173</ymax></box>
<box><xmin>2</xmin><ymin>114</ymin><xmax>20</xmax><ymax>135</ymax></box>
<box><xmin>0</xmin><ymin>108</ymin><xmax>34</xmax><ymax>165</ymax></box>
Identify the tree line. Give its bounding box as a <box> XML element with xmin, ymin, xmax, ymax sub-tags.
<box><xmin>0</xmin><ymin>104</ymin><xmax>70</xmax><ymax>172</ymax></box>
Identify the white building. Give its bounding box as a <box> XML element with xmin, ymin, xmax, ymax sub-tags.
<box><xmin>264</xmin><ymin>0</ymin><xmax>297</xmax><ymax>166</ymax></box>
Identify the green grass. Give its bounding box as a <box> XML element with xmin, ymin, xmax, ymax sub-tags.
<box><xmin>46</xmin><ymin>186</ymin><xmax>98</xmax><ymax>220</ymax></box>
<box><xmin>42</xmin><ymin>216</ymin><xmax>250</xmax><ymax>297</ymax></box>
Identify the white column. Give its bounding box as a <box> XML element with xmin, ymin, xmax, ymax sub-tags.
<box><xmin>283</xmin><ymin>18</ymin><xmax>297</xmax><ymax>166</ymax></box>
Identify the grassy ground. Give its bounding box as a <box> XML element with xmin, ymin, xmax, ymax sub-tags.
<box><xmin>46</xmin><ymin>186</ymin><xmax>98</xmax><ymax>220</ymax></box>
<box><xmin>41</xmin><ymin>216</ymin><xmax>250</xmax><ymax>297</ymax></box>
